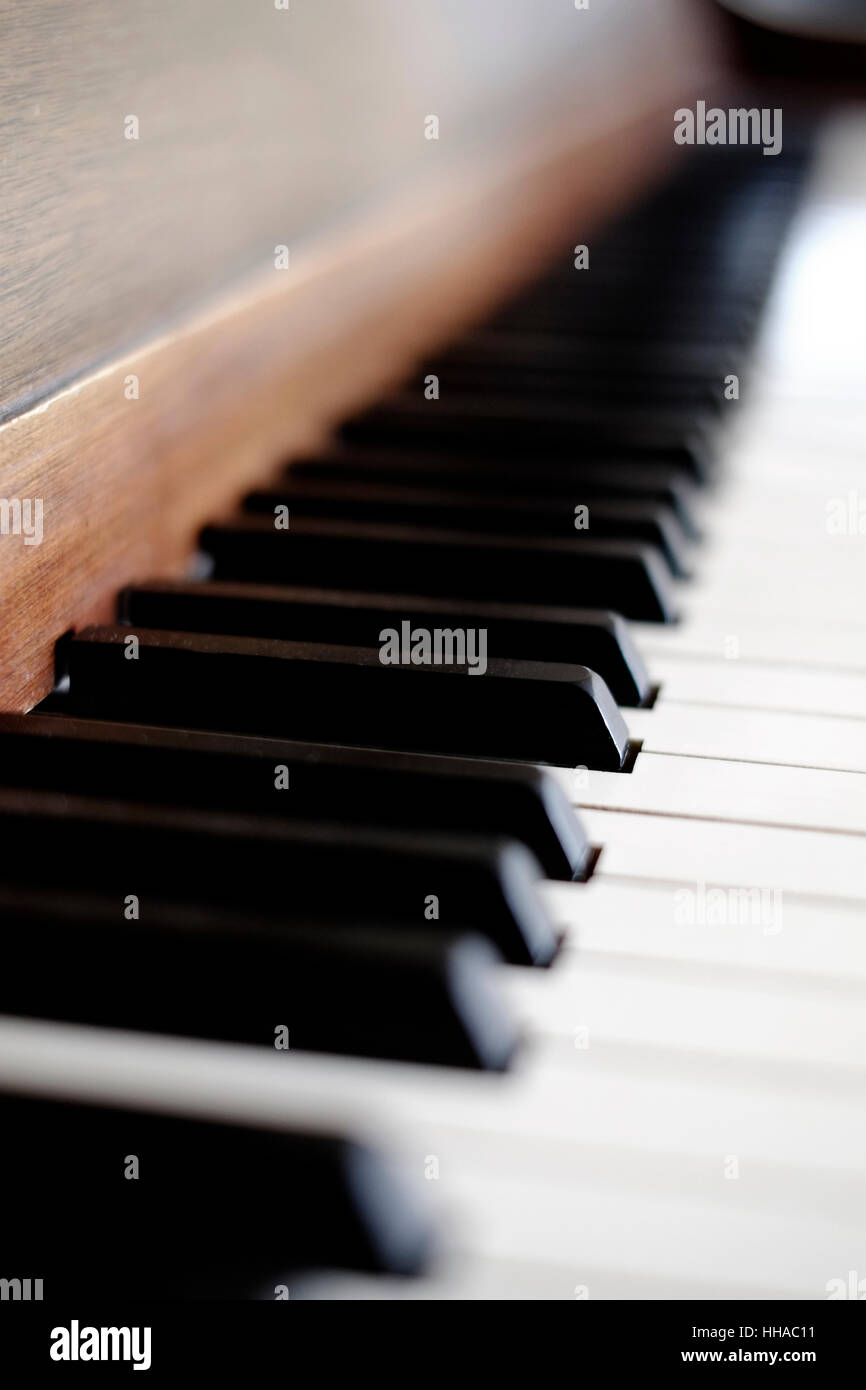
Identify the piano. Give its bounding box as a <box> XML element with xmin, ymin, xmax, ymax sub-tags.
<box><xmin>0</xmin><ymin>0</ymin><xmax>864</xmax><ymax>1315</ymax></box>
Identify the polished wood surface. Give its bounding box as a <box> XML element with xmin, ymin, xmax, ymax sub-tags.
<box><xmin>1</xmin><ymin>0</ymin><xmax>712</xmax><ymax>421</ymax></box>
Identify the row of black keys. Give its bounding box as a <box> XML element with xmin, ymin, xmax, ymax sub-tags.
<box><xmin>1</xmin><ymin>143</ymin><xmax>810</xmax><ymax>1294</ymax></box>
<box><xmin>0</xmin><ymin>699</ymin><xmax>589</xmax><ymax>1294</ymax></box>
<box><xmin>0</xmin><ymin>702</ymin><xmax>586</xmax><ymax>1294</ymax></box>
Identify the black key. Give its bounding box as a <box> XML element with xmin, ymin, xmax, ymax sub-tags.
<box><xmin>487</xmin><ymin>296</ymin><xmax>759</xmax><ymax>348</ymax></box>
<box><xmin>341</xmin><ymin>397</ymin><xmax>714</xmax><ymax>478</ymax></box>
<box><xmin>0</xmin><ymin>712</ymin><xmax>591</xmax><ymax>881</ymax></box>
<box><xmin>451</xmin><ymin>329</ymin><xmax>738</xmax><ymax>383</ymax></box>
<box><xmin>243</xmin><ymin>480</ymin><xmax>691</xmax><ymax>576</ymax></box>
<box><xmin>66</xmin><ymin>625</ymin><xmax>631</xmax><ymax>770</ymax></box>
<box><xmin>0</xmin><ymin>888</ymin><xmax>517</xmax><ymax>1070</ymax></box>
<box><xmin>421</xmin><ymin>359</ymin><xmax>724</xmax><ymax>413</ymax></box>
<box><xmin>201</xmin><ymin>516</ymin><xmax>678</xmax><ymax>623</ymax></box>
<box><xmin>121</xmin><ymin>580</ymin><xmax>652</xmax><ymax>709</ymax></box>
<box><xmin>0</xmin><ymin>786</ymin><xmax>558</xmax><ymax>965</ymax></box>
<box><xmin>287</xmin><ymin>451</ymin><xmax>702</xmax><ymax>537</ymax></box>
<box><xmin>0</xmin><ymin>1084</ymin><xmax>434</xmax><ymax>1291</ymax></box>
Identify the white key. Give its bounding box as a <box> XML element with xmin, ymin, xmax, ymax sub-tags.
<box><xmin>583</xmin><ymin>807</ymin><xmax>866</xmax><ymax>900</ymax></box>
<box><xmin>553</xmin><ymin>753</ymin><xmax>866</xmax><ymax>833</ymax></box>
<box><xmin>697</xmin><ymin>544</ymin><xmax>866</xmax><ymax>585</ymax></box>
<box><xmin>635</xmin><ymin>612</ymin><xmax>866</xmax><ymax>672</ymax></box>
<box><xmin>688</xmin><ymin>493</ymin><xmax>866</xmax><ymax>545</ymax></box>
<box><xmin>502</xmin><ymin>958</ymin><xmax>866</xmax><ymax>1074</ymax></box>
<box><xmin>0</xmin><ymin>1014</ymin><xmax>399</xmax><ymax>1144</ymax></box>
<box><xmin>543</xmin><ymin>877</ymin><xmax>866</xmax><ymax>982</ymax></box>
<box><xmin>298</xmin><ymin>1177</ymin><xmax>866</xmax><ymax>1296</ymax></box>
<box><xmin>684</xmin><ymin>577</ymin><xmax>865</xmax><ymax>624</ymax></box>
<box><xmin>386</xmin><ymin>1061</ymin><xmax>866</xmax><ymax>1192</ymax></box>
<box><xmin>649</xmin><ymin>654</ymin><xmax>866</xmax><ymax>720</ymax></box>
<box><xmin>292</xmin><ymin>1254</ymin><xmax>810</xmax><ymax>1299</ymax></box>
<box><xmin>433</xmin><ymin>1178</ymin><xmax>864</xmax><ymax>1296</ymax></box>
<box><xmin>629</xmin><ymin>702</ymin><xmax>866</xmax><ymax>772</ymax></box>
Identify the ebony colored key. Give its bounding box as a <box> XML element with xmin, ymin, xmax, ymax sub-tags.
<box><xmin>242</xmin><ymin>480</ymin><xmax>690</xmax><ymax>577</ymax></box>
<box><xmin>422</xmin><ymin>357</ymin><xmax>722</xmax><ymax>410</ymax></box>
<box><xmin>65</xmin><ymin>625</ymin><xmax>631</xmax><ymax>770</ymax></box>
<box><xmin>0</xmin><ymin>1085</ymin><xmax>434</xmax><ymax>1291</ymax></box>
<box><xmin>487</xmin><ymin>293</ymin><xmax>760</xmax><ymax>349</ymax></box>
<box><xmin>121</xmin><ymin>580</ymin><xmax>652</xmax><ymax>708</ymax></box>
<box><xmin>201</xmin><ymin>516</ymin><xmax>678</xmax><ymax>623</ymax></box>
<box><xmin>0</xmin><ymin>786</ymin><xmax>558</xmax><ymax>965</ymax></box>
<box><xmin>288</xmin><ymin>449</ymin><xmax>702</xmax><ymax>536</ymax></box>
<box><xmin>341</xmin><ymin>396</ymin><xmax>714</xmax><ymax>478</ymax></box>
<box><xmin>444</xmin><ymin>329</ymin><xmax>738</xmax><ymax>385</ymax></box>
<box><xmin>0</xmin><ymin>889</ymin><xmax>518</xmax><ymax>1070</ymax></box>
<box><xmin>0</xmin><ymin>712</ymin><xmax>591</xmax><ymax>881</ymax></box>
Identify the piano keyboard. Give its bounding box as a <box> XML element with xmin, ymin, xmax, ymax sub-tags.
<box><xmin>2</xmin><ymin>112</ymin><xmax>865</xmax><ymax>1303</ymax></box>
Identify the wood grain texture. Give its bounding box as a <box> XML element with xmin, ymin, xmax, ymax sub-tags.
<box><xmin>0</xmin><ymin>0</ymin><xmax>707</xmax><ymax>420</ymax></box>
<box><xmin>0</xmin><ymin>0</ymin><xmax>719</xmax><ymax>712</ymax></box>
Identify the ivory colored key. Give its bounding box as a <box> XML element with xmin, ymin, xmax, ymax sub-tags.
<box><xmin>649</xmin><ymin>653</ymin><xmax>866</xmax><ymax>719</ymax></box>
<box><xmin>541</xmin><ymin>877</ymin><xmax>866</xmax><ymax>983</ymax></box>
<box><xmin>627</xmin><ymin>702</ymin><xmax>866</xmax><ymax>773</ymax></box>
<box><xmin>367</xmin><ymin>1177</ymin><xmax>863</xmax><ymax>1297</ymax></box>
<box><xmin>290</xmin><ymin>1257</ymin><xmax>813</xmax><ymax>1299</ymax></box>
<box><xmin>698</xmin><ymin>534</ymin><xmax>866</xmax><ymax>576</ymax></box>
<box><xmin>583</xmin><ymin>807</ymin><xmax>866</xmax><ymax>901</ymax></box>
<box><xmin>634</xmin><ymin>612</ymin><xmax>866</xmax><ymax>671</ymax></box>
<box><xmin>686</xmin><ymin>575</ymin><xmax>866</xmax><ymax>624</ymax></box>
<box><xmin>553</xmin><ymin>753</ymin><xmax>866</xmax><ymax>834</ymax></box>
<box><xmin>501</xmin><ymin>958</ymin><xmax>866</xmax><ymax>1072</ymax></box>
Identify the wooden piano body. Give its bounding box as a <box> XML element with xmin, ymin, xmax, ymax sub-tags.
<box><xmin>0</xmin><ymin>0</ymin><xmax>715</xmax><ymax>712</ymax></box>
